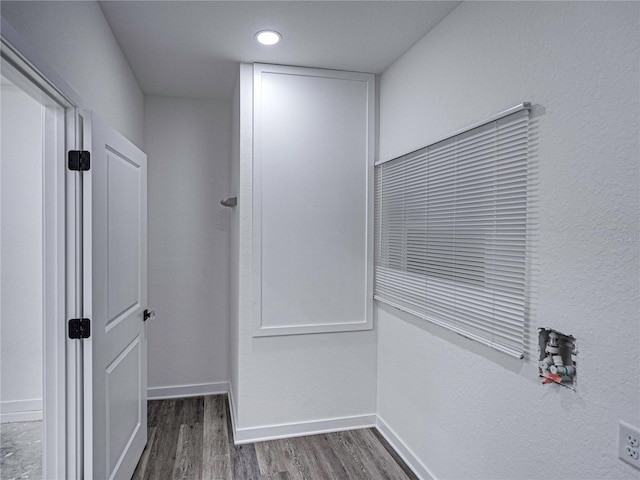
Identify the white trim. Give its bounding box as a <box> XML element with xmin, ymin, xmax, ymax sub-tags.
<box><xmin>1</xmin><ymin>398</ymin><xmax>43</xmax><ymax>412</ymax></box>
<box><xmin>1</xmin><ymin>410</ymin><xmax>44</xmax><ymax>423</ymax></box>
<box><xmin>376</xmin><ymin>415</ymin><xmax>436</xmax><ymax>480</ymax></box>
<box><xmin>233</xmin><ymin>413</ymin><xmax>377</xmax><ymax>445</ymax></box>
<box><xmin>65</xmin><ymin>108</ymin><xmax>81</xmax><ymax>480</ymax></box>
<box><xmin>252</xmin><ymin>63</ymin><xmax>375</xmax><ymax>337</ymax></box>
<box><xmin>227</xmin><ymin>385</ymin><xmax>238</xmax><ymax>443</ymax></box>
<box><xmin>146</xmin><ymin>381</ymin><xmax>229</xmax><ymax>400</ymax></box>
<box><xmin>44</xmin><ymin>99</ymin><xmax>70</xmax><ymax>480</ymax></box>
<box><xmin>1</xmin><ymin>399</ymin><xmax>44</xmax><ymax>423</ymax></box>
<box><xmin>253</xmin><ymin>321</ymin><xmax>373</xmax><ymax>337</ymax></box>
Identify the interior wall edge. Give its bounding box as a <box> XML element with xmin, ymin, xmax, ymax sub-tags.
<box><xmin>0</xmin><ymin>398</ymin><xmax>44</xmax><ymax>424</ymax></box>
<box><xmin>146</xmin><ymin>381</ymin><xmax>229</xmax><ymax>401</ymax></box>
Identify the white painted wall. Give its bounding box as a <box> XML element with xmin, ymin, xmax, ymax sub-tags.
<box><xmin>1</xmin><ymin>0</ymin><xmax>144</xmax><ymax>148</ymax></box>
<box><xmin>144</xmin><ymin>96</ymin><xmax>231</xmax><ymax>395</ymax></box>
<box><xmin>377</xmin><ymin>2</ymin><xmax>640</xmax><ymax>479</ymax></box>
<box><xmin>0</xmin><ymin>84</ymin><xmax>43</xmax><ymax>421</ymax></box>
<box><xmin>234</xmin><ymin>64</ymin><xmax>377</xmax><ymax>439</ymax></box>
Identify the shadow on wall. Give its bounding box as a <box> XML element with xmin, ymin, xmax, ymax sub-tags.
<box><xmin>377</xmin><ymin>302</ymin><xmax>525</xmax><ymax>376</ymax></box>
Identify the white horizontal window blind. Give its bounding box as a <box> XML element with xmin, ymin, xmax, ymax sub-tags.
<box><xmin>374</xmin><ymin>107</ymin><xmax>530</xmax><ymax>358</ymax></box>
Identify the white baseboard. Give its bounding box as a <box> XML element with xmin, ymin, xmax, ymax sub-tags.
<box><xmin>233</xmin><ymin>413</ymin><xmax>377</xmax><ymax>445</ymax></box>
<box><xmin>376</xmin><ymin>415</ymin><xmax>436</xmax><ymax>480</ymax></box>
<box><xmin>147</xmin><ymin>381</ymin><xmax>229</xmax><ymax>400</ymax></box>
<box><xmin>1</xmin><ymin>398</ymin><xmax>43</xmax><ymax>423</ymax></box>
<box><xmin>227</xmin><ymin>384</ymin><xmax>238</xmax><ymax>441</ymax></box>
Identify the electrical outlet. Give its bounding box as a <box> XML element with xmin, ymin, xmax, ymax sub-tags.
<box><xmin>619</xmin><ymin>421</ymin><xmax>640</xmax><ymax>470</ymax></box>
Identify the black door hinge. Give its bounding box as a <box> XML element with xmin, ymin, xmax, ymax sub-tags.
<box><xmin>68</xmin><ymin>150</ymin><xmax>90</xmax><ymax>171</ymax></box>
<box><xmin>69</xmin><ymin>318</ymin><xmax>91</xmax><ymax>339</ymax></box>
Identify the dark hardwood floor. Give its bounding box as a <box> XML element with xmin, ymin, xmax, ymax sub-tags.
<box><xmin>132</xmin><ymin>395</ymin><xmax>418</xmax><ymax>480</ymax></box>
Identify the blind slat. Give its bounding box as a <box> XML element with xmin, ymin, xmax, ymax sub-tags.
<box><xmin>375</xmin><ymin>108</ymin><xmax>529</xmax><ymax>358</ymax></box>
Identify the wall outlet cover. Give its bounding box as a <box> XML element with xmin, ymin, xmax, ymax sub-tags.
<box><xmin>619</xmin><ymin>421</ymin><xmax>640</xmax><ymax>470</ymax></box>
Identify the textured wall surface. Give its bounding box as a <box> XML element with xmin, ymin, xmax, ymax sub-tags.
<box><xmin>234</xmin><ymin>64</ymin><xmax>377</xmax><ymax>431</ymax></box>
<box><xmin>1</xmin><ymin>1</ymin><xmax>144</xmax><ymax>148</ymax></box>
<box><xmin>144</xmin><ymin>96</ymin><xmax>232</xmax><ymax>391</ymax></box>
<box><xmin>378</xmin><ymin>2</ymin><xmax>640</xmax><ymax>479</ymax></box>
<box><xmin>0</xmin><ymin>85</ymin><xmax>43</xmax><ymax>412</ymax></box>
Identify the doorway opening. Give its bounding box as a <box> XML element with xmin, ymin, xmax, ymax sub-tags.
<box><xmin>0</xmin><ymin>73</ymin><xmax>45</xmax><ymax>479</ymax></box>
<box><xmin>0</xmin><ymin>29</ymin><xmax>80</xmax><ymax>476</ymax></box>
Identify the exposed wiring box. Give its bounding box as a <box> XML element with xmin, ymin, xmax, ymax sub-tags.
<box><xmin>538</xmin><ymin>328</ymin><xmax>577</xmax><ymax>388</ymax></box>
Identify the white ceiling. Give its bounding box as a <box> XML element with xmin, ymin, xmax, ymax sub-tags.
<box><xmin>99</xmin><ymin>1</ymin><xmax>460</xmax><ymax>100</ymax></box>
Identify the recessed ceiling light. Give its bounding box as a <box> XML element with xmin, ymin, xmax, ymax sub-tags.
<box><xmin>255</xmin><ymin>30</ymin><xmax>281</xmax><ymax>46</ymax></box>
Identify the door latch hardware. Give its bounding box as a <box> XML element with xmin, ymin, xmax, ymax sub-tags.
<box><xmin>69</xmin><ymin>318</ymin><xmax>91</xmax><ymax>339</ymax></box>
<box><xmin>68</xmin><ymin>150</ymin><xmax>91</xmax><ymax>171</ymax></box>
<box><xmin>143</xmin><ymin>309</ymin><xmax>155</xmax><ymax>322</ymax></box>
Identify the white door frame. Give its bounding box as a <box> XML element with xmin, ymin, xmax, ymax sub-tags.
<box><xmin>1</xmin><ymin>18</ymin><xmax>83</xmax><ymax>480</ymax></box>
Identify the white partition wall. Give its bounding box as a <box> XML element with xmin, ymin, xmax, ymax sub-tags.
<box><xmin>252</xmin><ymin>64</ymin><xmax>374</xmax><ymax>337</ymax></box>
<box><xmin>231</xmin><ymin>63</ymin><xmax>377</xmax><ymax>441</ymax></box>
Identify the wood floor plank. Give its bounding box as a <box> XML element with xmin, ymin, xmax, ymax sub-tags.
<box><xmin>143</xmin><ymin>399</ymin><xmax>183</xmax><ymax>479</ymax></box>
<box><xmin>203</xmin><ymin>395</ymin><xmax>229</xmax><ymax>456</ymax></box>
<box><xmin>346</xmin><ymin>429</ymin><xmax>409</xmax><ymax>480</ymax></box>
<box><xmin>131</xmin><ymin>427</ymin><xmax>157</xmax><ymax>480</ymax></box>
<box><xmin>172</xmin><ymin>423</ymin><xmax>204</xmax><ymax>480</ymax></box>
<box><xmin>370</xmin><ymin>428</ymin><xmax>419</xmax><ymax>480</ymax></box>
<box><xmin>342</xmin><ymin>429</ymin><xmax>395</xmax><ymax>479</ymax></box>
<box><xmin>292</xmin><ymin>436</ymin><xmax>326</xmax><ymax>478</ymax></box>
<box><xmin>299</xmin><ymin>433</ymin><xmax>350</xmax><ymax>479</ymax></box>
<box><xmin>203</xmin><ymin>395</ymin><xmax>232</xmax><ymax>479</ymax></box>
<box><xmin>254</xmin><ymin>439</ymin><xmax>289</xmax><ymax>476</ymax></box>
<box><xmin>362</xmin><ymin>427</ymin><xmax>416</xmax><ymax>479</ymax></box>
<box><xmin>147</xmin><ymin>400</ymin><xmax>162</xmax><ymax>428</ymax></box>
<box><xmin>178</xmin><ymin>397</ymin><xmax>204</xmax><ymax>426</ymax></box>
<box><xmin>224</xmin><ymin>398</ymin><xmax>261</xmax><ymax>479</ymax></box>
<box><xmin>326</xmin><ymin>431</ymin><xmax>372</xmax><ymax>479</ymax></box>
<box><xmin>202</xmin><ymin>453</ymin><xmax>232</xmax><ymax>480</ymax></box>
<box><xmin>229</xmin><ymin>443</ymin><xmax>262</xmax><ymax>479</ymax></box>
<box><xmin>262</xmin><ymin>472</ymin><xmax>291</xmax><ymax>480</ymax></box>
<box><xmin>276</xmin><ymin>437</ymin><xmax>314</xmax><ymax>480</ymax></box>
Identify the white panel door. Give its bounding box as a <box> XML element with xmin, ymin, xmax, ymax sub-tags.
<box><xmin>84</xmin><ymin>112</ymin><xmax>147</xmax><ymax>480</ymax></box>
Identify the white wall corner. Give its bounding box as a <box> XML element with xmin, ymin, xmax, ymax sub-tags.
<box><xmin>146</xmin><ymin>381</ymin><xmax>229</xmax><ymax>400</ymax></box>
<box><xmin>375</xmin><ymin>415</ymin><xmax>436</xmax><ymax>480</ymax></box>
